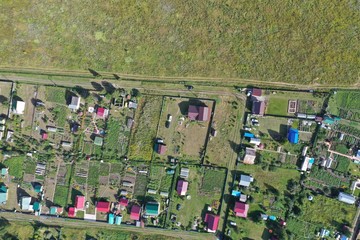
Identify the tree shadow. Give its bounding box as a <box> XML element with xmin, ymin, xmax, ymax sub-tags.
<box><xmin>88</xmin><ymin>68</ymin><xmax>101</xmax><ymax>77</ymax></box>
<box><xmin>178</xmin><ymin>101</ymin><xmax>190</xmax><ymax>115</ymax></box>
<box><xmin>91</xmin><ymin>82</ymin><xmax>104</xmax><ymax>92</ymax></box>
<box><xmin>264</xmin><ymin>183</ymin><xmax>280</xmax><ymax>196</ymax></box>
<box><xmin>45</xmin><ymin>199</ymin><xmax>54</xmax><ymax>208</ymax></box>
<box><xmin>0</xmin><ymin>95</ymin><xmax>8</xmax><ymax>104</ymax></box>
<box><xmin>248</xmin><ymin>210</ymin><xmax>264</xmax><ymax>222</ymax></box>
<box><xmin>113</xmin><ymin>74</ymin><xmax>120</xmax><ymax>80</ymax></box>
<box><xmin>70</xmin><ymin>188</ymin><xmax>83</xmax><ymax>205</ymax></box>
<box><xmin>74</xmin><ymin>86</ymin><xmax>90</xmax><ymax>99</ymax></box>
<box><xmin>279</xmin><ymin>124</ymin><xmax>289</xmax><ymax>137</ymax></box>
<box><xmin>101</xmin><ymin>81</ymin><xmax>116</xmax><ymax>94</ymax></box>
<box><xmin>228</xmin><ymin>140</ymin><xmax>240</xmax><ymax>153</ymax></box>
<box><xmin>17</xmin><ymin>187</ymin><xmax>30</xmax><ymax>199</ymax></box>
<box><xmin>12</xmin><ymin>95</ymin><xmax>23</xmax><ymax>102</ymax></box>
<box><xmin>267</xmin><ymin>129</ymin><xmax>283</xmax><ymax>142</ymax></box>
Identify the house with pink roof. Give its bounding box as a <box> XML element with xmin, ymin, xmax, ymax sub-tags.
<box><xmin>176</xmin><ymin>180</ymin><xmax>188</xmax><ymax>196</ymax></box>
<box><xmin>234</xmin><ymin>201</ymin><xmax>249</xmax><ymax>218</ymax></box>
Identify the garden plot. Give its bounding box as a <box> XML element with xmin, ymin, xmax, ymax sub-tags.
<box><xmin>109</xmin><ymin>163</ymin><xmax>125</xmax><ymax>186</ymax></box>
<box><xmin>227</xmin><ymin>165</ymin><xmax>300</xmax><ymax>239</ymax></box>
<box><xmin>206</xmin><ymin>96</ymin><xmax>244</xmax><ymax>167</ymax></box>
<box><xmin>0</xmin><ymin>81</ymin><xmax>12</xmax><ymax>116</ymax></box>
<box><xmin>129</xmin><ymin>95</ymin><xmax>162</xmax><ymax>161</ymax></box>
<box><xmin>43</xmin><ymin>162</ymin><xmax>58</xmax><ymax>202</ymax></box>
<box><xmin>328</xmin><ymin>90</ymin><xmax>360</xmax><ymax>122</ymax></box>
<box><xmin>156</xmin><ymin>97</ymin><xmax>213</xmax><ymax>162</ymax></box>
<box><xmin>11</xmin><ymin>84</ymin><xmax>37</xmax><ymax>136</ymax></box>
<box><xmin>74</xmin><ymin>161</ymin><xmax>89</xmax><ymax>185</ymax></box>
<box><xmin>103</xmin><ymin>108</ymin><xmax>134</xmax><ymax>158</ymax></box>
<box><xmin>169</xmin><ymin>166</ymin><xmax>226</xmax><ymax>230</ymax></box>
<box><xmin>146</xmin><ymin>165</ymin><xmax>174</xmax><ymax>201</ymax></box>
<box><xmin>305</xmin><ymin>166</ymin><xmax>351</xmax><ymax>190</ymax></box>
<box><xmin>266</xmin><ymin>91</ymin><xmax>324</xmax><ymax>116</ymax></box>
<box><xmin>56</xmin><ymin>163</ymin><xmax>72</xmax><ymax>186</ymax></box>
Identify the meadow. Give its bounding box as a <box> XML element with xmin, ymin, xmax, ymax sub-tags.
<box><xmin>1</xmin><ymin>1</ymin><xmax>359</xmax><ymax>85</ymax></box>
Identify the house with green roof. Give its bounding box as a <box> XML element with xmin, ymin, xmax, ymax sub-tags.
<box><xmin>0</xmin><ymin>184</ymin><xmax>8</xmax><ymax>204</ymax></box>
<box><xmin>33</xmin><ymin>201</ymin><xmax>41</xmax><ymax>212</ymax></box>
<box><xmin>94</xmin><ymin>136</ymin><xmax>103</xmax><ymax>146</ymax></box>
<box><xmin>33</xmin><ymin>183</ymin><xmax>43</xmax><ymax>193</ymax></box>
<box><xmin>1</xmin><ymin>168</ymin><xmax>8</xmax><ymax>176</ymax></box>
<box><xmin>50</xmin><ymin>206</ymin><xmax>57</xmax><ymax>215</ymax></box>
<box><xmin>145</xmin><ymin>202</ymin><xmax>160</xmax><ymax>216</ymax></box>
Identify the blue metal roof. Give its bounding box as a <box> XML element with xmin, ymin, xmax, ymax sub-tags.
<box><xmin>288</xmin><ymin>128</ymin><xmax>299</xmax><ymax>144</ymax></box>
<box><xmin>231</xmin><ymin>190</ymin><xmax>241</xmax><ymax>197</ymax></box>
<box><xmin>244</xmin><ymin>132</ymin><xmax>254</xmax><ymax>138</ymax></box>
<box><xmin>108</xmin><ymin>213</ymin><xmax>115</xmax><ymax>224</ymax></box>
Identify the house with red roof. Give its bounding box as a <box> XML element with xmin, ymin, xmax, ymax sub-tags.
<box><xmin>251</xmin><ymin>88</ymin><xmax>262</xmax><ymax>97</ymax></box>
<box><xmin>155</xmin><ymin>144</ymin><xmax>167</xmax><ymax>155</ymax></box>
<box><xmin>176</xmin><ymin>180</ymin><xmax>188</xmax><ymax>196</ymax></box>
<box><xmin>204</xmin><ymin>213</ymin><xmax>220</xmax><ymax>233</ymax></box>
<box><xmin>188</xmin><ymin>104</ymin><xmax>210</xmax><ymax>122</ymax></box>
<box><xmin>96</xmin><ymin>107</ymin><xmax>108</xmax><ymax>118</ymax></box>
<box><xmin>119</xmin><ymin>198</ymin><xmax>129</xmax><ymax>207</ymax></box>
<box><xmin>96</xmin><ymin>201</ymin><xmax>110</xmax><ymax>213</ymax></box>
<box><xmin>75</xmin><ymin>195</ymin><xmax>85</xmax><ymax>210</ymax></box>
<box><xmin>41</xmin><ymin>132</ymin><xmax>48</xmax><ymax>140</ymax></box>
<box><xmin>68</xmin><ymin>207</ymin><xmax>76</xmax><ymax>217</ymax></box>
<box><xmin>234</xmin><ymin>201</ymin><xmax>249</xmax><ymax>218</ymax></box>
<box><xmin>130</xmin><ymin>205</ymin><xmax>141</xmax><ymax>221</ymax></box>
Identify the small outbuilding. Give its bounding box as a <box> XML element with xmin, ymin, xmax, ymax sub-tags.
<box><xmin>243</xmin><ymin>147</ymin><xmax>256</xmax><ymax>165</ymax></box>
<box><xmin>288</xmin><ymin>128</ymin><xmax>299</xmax><ymax>144</ymax></box>
<box><xmin>239</xmin><ymin>175</ymin><xmax>253</xmax><ymax>187</ymax></box>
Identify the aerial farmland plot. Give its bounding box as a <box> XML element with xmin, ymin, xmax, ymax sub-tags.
<box><xmin>129</xmin><ymin>95</ymin><xmax>163</xmax><ymax>161</ymax></box>
<box><xmin>156</xmin><ymin>97</ymin><xmax>214</xmax><ymax>163</ymax></box>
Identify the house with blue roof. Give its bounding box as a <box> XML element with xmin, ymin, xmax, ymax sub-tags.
<box><xmin>0</xmin><ymin>184</ymin><xmax>8</xmax><ymax>204</ymax></box>
<box><xmin>115</xmin><ymin>215</ymin><xmax>122</xmax><ymax>225</ymax></box>
<box><xmin>288</xmin><ymin>128</ymin><xmax>299</xmax><ymax>144</ymax></box>
<box><xmin>244</xmin><ymin>132</ymin><xmax>255</xmax><ymax>138</ymax></box>
<box><xmin>108</xmin><ymin>213</ymin><xmax>115</xmax><ymax>224</ymax></box>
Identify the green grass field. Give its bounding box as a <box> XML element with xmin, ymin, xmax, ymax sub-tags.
<box><xmin>328</xmin><ymin>91</ymin><xmax>360</xmax><ymax>121</ymax></box>
<box><xmin>1</xmin><ymin>2</ymin><xmax>359</xmax><ymax>85</ymax></box>
<box><xmin>53</xmin><ymin>185</ymin><xmax>70</xmax><ymax>207</ymax></box>
<box><xmin>45</xmin><ymin>86</ymin><xmax>66</xmax><ymax>104</ymax></box>
<box><xmin>129</xmin><ymin>96</ymin><xmax>162</xmax><ymax>160</ymax></box>
<box><xmin>3</xmin><ymin>156</ymin><xmax>25</xmax><ymax>179</ymax></box>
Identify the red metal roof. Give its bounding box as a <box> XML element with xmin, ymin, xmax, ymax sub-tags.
<box><xmin>68</xmin><ymin>207</ymin><xmax>76</xmax><ymax>217</ymax></box>
<box><xmin>177</xmin><ymin>180</ymin><xmax>188</xmax><ymax>196</ymax></box>
<box><xmin>234</xmin><ymin>202</ymin><xmax>249</xmax><ymax>218</ymax></box>
<box><xmin>157</xmin><ymin>144</ymin><xmax>167</xmax><ymax>155</ymax></box>
<box><xmin>130</xmin><ymin>205</ymin><xmax>141</xmax><ymax>220</ymax></box>
<box><xmin>188</xmin><ymin>105</ymin><xmax>199</xmax><ymax>120</ymax></box>
<box><xmin>42</xmin><ymin>133</ymin><xmax>48</xmax><ymax>140</ymax></box>
<box><xmin>119</xmin><ymin>198</ymin><xmax>129</xmax><ymax>207</ymax></box>
<box><xmin>97</xmin><ymin>107</ymin><xmax>105</xmax><ymax>117</ymax></box>
<box><xmin>198</xmin><ymin>106</ymin><xmax>209</xmax><ymax>121</ymax></box>
<box><xmin>204</xmin><ymin>213</ymin><xmax>220</xmax><ymax>231</ymax></box>
<box><xmin>96</xmin><ymin>201</ymin><xmax>110</xmax><ymax>213</ymax></box>
<box><xmin>252</xmin><ymin>88</ymin><xmax>262</xmax><ymax>97</ymax></box>
<box><xmin>75</xmin><ymin>196</ymin><xmax>85</xmax><ymax>209</ymax></box>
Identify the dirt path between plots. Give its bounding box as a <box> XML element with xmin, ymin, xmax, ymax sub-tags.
<box><xmin>0</xmin><ymin>66</ymin><xmax>357</xmax><ymax>89</ymax></box>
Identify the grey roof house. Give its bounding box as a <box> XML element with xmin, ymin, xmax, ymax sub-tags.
<box><xmin>239</xmin><ymin>174</ymin><xmax>253</xmax><ymax>187</ymax></box>
<box><xmin>338</xmin><ymin>192</ymin><xmax>356</xmax><ymax>204</ymax></box>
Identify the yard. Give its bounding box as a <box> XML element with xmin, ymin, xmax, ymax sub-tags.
<box><xmin>169</xmin><ymin>166</ymin><xmax>226</xmax><ymax>230</ymax></box>
<box><xmin>129</xmin><ymin>96</ymin><xmax>162</xmax><ymax>161</ymax></box>
<box><xmin>308</xmin><ymin>167</ymin><xmax>350</xmax><ymax>190</ymax></box>
<box><xmin>227</xmin><ymin>165</ymin><xmax>300</xmax><ymax>239</ymax></box>
<box><xmin>3</xmin><ymin>156</ymin><xmax>25</xmax><ymax>180</ymax></box>
<box><xmin>0</xmin><ymin>81</ymin><xmax>12</xmax><ymax>116</ymax></box>
<box><xmin>103</xmin><ymin>113</ymin><xmax>132</xmax><ymax>158</ymax></box>
<box><xmin>156</xmin><ymin>97</ymin><xmax>213</xmax><ymax>162</ymax></box>
<box><xmin>328</xmin><ymin>91</ymin><xmax>360</xmax><ymax>122</ymax></box>
<box><xmin>266</xmin><ymin>91</ymin><xmax>324</xmax><ymax>116</ymax></box>
<box><xmin>206</xmin><ymin>96</ymin><xmax>244</xmax><ymax>167</ymax></box>
<box><xmin>53</xmin><ymin>185</ymin><xmax>70</xmax><ymax>207</ymax></box>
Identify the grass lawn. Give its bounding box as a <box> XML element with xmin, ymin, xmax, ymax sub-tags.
<box><xmin>45</xmin><ymin>86</ymin><xmax>66</xmax><ymax>104</ymax></box>
<box><xmin>309</xmin><ymin>167</ymin><xmax>350</xmax><ymax>189</ymax></box>
<box><xmin>104</xmin><ymin>116</ymin><xmax>131</xmax><ymax>157</ymax></box>
<box><xmin>88</xmin><ymin>162</ymin><xmax>100</xmax><ymax>186</ymax></box>
<box><xmin>299</xmin><ymin>194</ymin><xmax>356</xmax><ymax>228</ymax></box>
<box><xmin>53</xmin><ymin>105</ymin><xmax>70</xmax><ymax>127</ymax></box>
<box><xmin>23</xmin><ymin>160</ymin><xmax>37</xmax><ymax>174</ymax></box>
<box><xmin>129</xmin><ymin>96</ymin><xmax>162</xmax><ymax>161</ymax></box>
<box><xmin>1</xmin><ymin>2</ymin><xmax>359</xmax><ymax>86</ymax></box>
<box><xmin>53</xmin><ymin>185</ymin><xmax>70</xmax><ymax>207</ymax></box>
<box><xmin>328</xmin><ymin>91</ymin><xmax>360</xmax><ymax>121</ymax></box>
<box><xmin>335</xmin><ymin>155</ymin><xmax>351</xmax><ymax>173</ymax></box>
<box><xmin>206</xmin><ymin>96</ymin><xmax>244</xmax><ymax>167</ymax></box>
<box><xmin>267</xmin><ymin>92</ymin><xmax>324</xmax><ymax>116</ymax></box>
<box><xmin>169</xmin><ymin>166</ymin><xmax>224</xmax><ymax>230</ymax></box>
<box><xmin>134</xmin><ymin>174</ymin><xmax>149</xmax><ymax>200</ymax></box>
<box><xmin>3</xmin><ymin>156</ymin><xmax>25</xmax><ymax>179</ymax></box>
